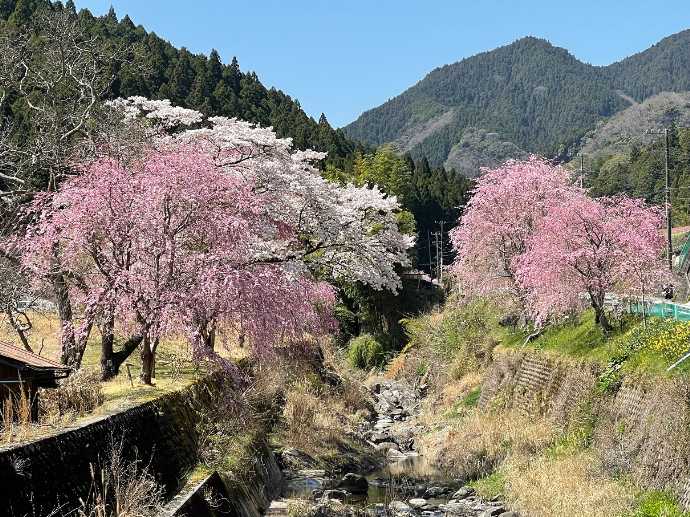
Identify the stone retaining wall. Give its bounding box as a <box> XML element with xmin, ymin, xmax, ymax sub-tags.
<box><xmin>480</xmin><ymin>350</ymin><xmax>690</xmax><ymax>508</ymax></box>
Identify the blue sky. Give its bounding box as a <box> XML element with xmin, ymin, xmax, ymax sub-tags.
<box><xmin>75</xmin><ymin>0</ymin><xmax>690</xmax><ymax>128</ymax></box>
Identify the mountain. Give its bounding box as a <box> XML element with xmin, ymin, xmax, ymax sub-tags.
<box><xmin>0</xmin><ymin>0</ymin><xmax>360</xmax><ymax>168</ymax></box>
<box><xmin>579</xmin><ymin>91</ymin><xmax>690</xmax><ymax>159</ymax></box>
<box><xmin>344</xmin><ymin>32</ymin><xmax>690</xmax><ymax>175</ymax></box>
<box><xmin>607</xmin><ymin>30</ymin><xmax>690</xmax><ymax>101</ymax></box>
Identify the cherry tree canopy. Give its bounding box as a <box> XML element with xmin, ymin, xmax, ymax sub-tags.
<box><xmin>449</xmin><ymin>156</ymin><xmax>573</xmax><ymax>306</ymax></box>
<box><xmin>18</xmin><ymin>96</ymin><xmax>412</xmax><ymax>375</ymax></box>
<box><xmin>109</xmin><ymin>96</ymin><xmax>413</xmax><ymax>291</ymax></box>
<box><xmin>514</xmin><ymin>194</ymin><xmax>668</xmax><ymax>330</ymax></box>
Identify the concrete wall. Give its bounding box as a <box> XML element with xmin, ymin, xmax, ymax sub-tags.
<box><xmin>0</xmin><ymin>377</ymin><xmax>219</xmax><ymax>517</ymax></box>
<box><xmin>162</xmin><ymin>441</ymin><xmax>283</xmax><ymax>517</ymax></box>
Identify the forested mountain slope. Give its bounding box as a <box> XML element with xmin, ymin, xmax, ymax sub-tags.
<box><xmin>0</xmin><ymin>0</ymin><xmax>360</xmax><ymax>168</ymax></box>
<box><xmin>344</xmin><ymin>32</ymin><xmax>690</xmax><ymax>174</ymax></box>
<box><xmin>607</xmin><ymin>29</ymin><xmax>690</xmax><ymax>101</ymax></box>
<box><xmin>579</xmin><ymin>91</ymin><xmax>690</xmax><ymax>159</ymax></box>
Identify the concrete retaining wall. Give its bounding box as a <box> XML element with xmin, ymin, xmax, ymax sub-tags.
<box><xmin>0</xmin><ymin>377</ymin><xmax>219</xmax><ymax>517</ymax></box>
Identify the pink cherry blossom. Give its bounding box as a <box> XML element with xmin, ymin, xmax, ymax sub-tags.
<box><xmin>449</xmin><ymin>156</ymin><xmax>574</xmax><ymax>308</ymax></box>
<box><xmin>514</xmin><ymin>194</ymin><xmax>669</xmax><ymax>330</ymax></box>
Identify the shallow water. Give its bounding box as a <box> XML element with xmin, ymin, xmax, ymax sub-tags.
<box><xmin>281</xmin><ymin>455</ymin><xmax>455</xmax><ymax>508</ymax></box>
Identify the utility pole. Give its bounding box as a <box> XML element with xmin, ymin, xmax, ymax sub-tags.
<box><xmin>431</xmin><ymin>232</ymin><xmax>440</xmax><ymax>281</ymax></box>
<box><xmin>427</xmin><ymin>230</ymin><xmax>433</xmax><ymax>280</ymax></box>
<box><xmin>647</xmin><ymin>128</ymin><xmax>674</xmax><ymax>270</ymax></box>
<box><xmin>665</xmin><ymin>127</ymin><xmax>673</xmax><ymax>271</ymax></box>
<box><xmin>435</xmin><ymin>220</ymin><xmax>446</xmax><ymax>282</ymax></box>
<box><xmin>579</xmin><ymin>155</ymin><xmax>585</xmax><ymax>189</ymax></box>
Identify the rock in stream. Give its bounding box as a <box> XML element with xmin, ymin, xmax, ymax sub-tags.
<box><xmin>266</xmin><ymin>379</ymin><xmax>516</xmax><ymax>516</ymax></box>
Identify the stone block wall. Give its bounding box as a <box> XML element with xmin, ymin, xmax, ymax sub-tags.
<box><xmin>480</xmin><ymin>350</ymin><xmax>690</xmax><ymax>508</ymax></box>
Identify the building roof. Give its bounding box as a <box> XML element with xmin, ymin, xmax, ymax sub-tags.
<box><xmin>0</xmin><ymin>341</ymin><xmax>70</xmax><ymax>371</ymax></box>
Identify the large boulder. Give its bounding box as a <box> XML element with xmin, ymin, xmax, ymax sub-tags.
<box><xmin>336</xmin><ymin>473</ymin><xmax>369</xmax><ymax>494</ymax></box>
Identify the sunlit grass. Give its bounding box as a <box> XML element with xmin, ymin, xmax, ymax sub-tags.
<box><xmin>0</xmin><ymin>310</ymin><xmax>252</xmax><ymax>442</ymax></box>
<box><xmin>497</xmin><ymin>310</ymin><xmax>629</xmax><ymax>362</ymax></box>
<box><xmin>494</xmin><ymin>308</ymin><xmax>690</xmax><ymax>377</ymax></box>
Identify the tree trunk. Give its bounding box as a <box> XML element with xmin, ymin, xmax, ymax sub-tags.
<box><xmin>594</xmin><ymin>304</ymin><xmax>612</xmax><ymax>333</ymax></box>
<box><xmin>205</xmin><ymin>325</ymin><xmax>216</xmax><ymax>351</ymax></box>
<box><xmin>72</xmin><ymin>314</ymin><xmax>96</xmax><ymax>370</ymax></box>
<box><xmin>102</xmin><ymin>333</ymin><xmax>144</xmax><ymax>381</ymax></box>
<box><xmin>99</xmin><ymin>306</ymin><xmax>116</xmax><ymax>380</ymax></box>
<box><xmin>52</xmin><ymin>270</ymin><xmax>77</xmax><ymax>366</ymax></box>
<box><xmin>6</xmin><ymin>308</ymin><xmax>32</xmax><ymax>352</ymax></box>
<box><xmin>151</xmin><ymin>337</ymin><xmax>160</xmax><ymax>379</ymax></box>
<box><xmin>140</xmin><ymin>336</ymin><xmax>154</xmax><ymax>385</ymax></box>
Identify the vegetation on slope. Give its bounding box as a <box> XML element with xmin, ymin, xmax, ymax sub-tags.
<box><xmin>586</xmin><ymin>123</ymin><xmax>690</xmax><ymax>226</ymax></box>
<box><xmin>391</xmin><ymin>298</ymin><xmax>690</xmax><ymax>517</ymax></box>
<box><xmin>345</xmin><ymin>30</ymin><xmax>690</xmax><ymax>175</ymax></box>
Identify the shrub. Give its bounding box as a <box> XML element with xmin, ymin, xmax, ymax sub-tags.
<box><xmin>394</xmin><ymin>299</ymin><xmax>499</xmax><ymax>386</ymax></box>
<box><xmin>347</xmin><ymin>334</ymin><xmax>385</xmax><ymax>369</ymax></box>
<box><xmin>39</xmin><ymin>368</ymin><xmax>103</xmax><ymax>421</ymax></box>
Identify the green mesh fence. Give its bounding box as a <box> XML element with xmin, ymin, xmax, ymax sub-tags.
<box><xmin>628</xmin><ymin>300</ymin><xmax>690</xmax><ymax>322</ymax></box>
<box><xmin>678</xmin><ymin>235</ymin><xmax>690</xmax><ymax>272</ymax></box>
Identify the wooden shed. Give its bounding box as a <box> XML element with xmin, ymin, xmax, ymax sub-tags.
<box><xmin>0</xmin><ymin>341</ymin><xmax>70</xmax><ymax>421</ymax></box>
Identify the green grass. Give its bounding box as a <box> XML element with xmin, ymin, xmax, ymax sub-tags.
<box><xmin>462</xmin><ymin>387</ymin><xmax>481</xmax><ymax>407</ymax></box>
<box><xmin>497</xmin><ymin>310</ymin><xmax>690</xmax><ymax>378</ymax></box>
<box><xmin>468</xmin><ymin>470</ymin><xmax>505</xmax><ymax>499</ymax></box>
<box><xmin>627</xmin><ymin>490</ymin><xmax>690</xmax><ymax>517</ymax></box>
<box><xmin>403</xmin><ymin>298</ymin><xmax>690</xmax><ymax>381</ymax></box>
<box><xmin>498</xmin><ymin>310</ymin><xmax>631</xmax><ymax>363</ymax></box>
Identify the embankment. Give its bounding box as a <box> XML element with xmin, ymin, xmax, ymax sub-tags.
<box><xmin>479</xmin><ymin>349</ymin><xmax>690</xmax><ymax>508</ymax></box>
<box><xmin>0</xmin><ymin>374</ymin><xmax>282</xmax><ymax>517</ymax></box>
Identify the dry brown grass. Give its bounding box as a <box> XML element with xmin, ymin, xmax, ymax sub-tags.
<box><xmin>265</xmin><ymin>341</ymin><xmax>374</xmax><ymax>460</ymax></box>
<box><xmin>415</xmin><ymin>372</ymin><xmax>483</xmax><ymax>429</ymax></box>
<box><xmin>503</xmin><ymin>451</ymin><xmax>635</xmax><ymax>517</ymax></box>
<box><xmin>594</xmin><ymin>376</ymin><xmax>690</xmax><ymax>491</ymax></box>
<box><xmin>40</xmin><ymin>368</ymin><xmax>104</xmax><ymax>423</ymax></box>
<box><xmin>1</xmin><ymin>387</ymin><xmax>33</xmax><ymax>442</ymax></box>
<box><xmin>281</xmin><ymin>380</ymin><xmax>361</xmax><ymax>455</ymax></box>
<box><xmin>75</xmin><ymin>440</ymin><xmax>165</xmax><ymax>517</ymax></box>
<box><xmin>420</xmin><ymin>408</ymin><xmax>558</xmax><ymax>481</ymax></box>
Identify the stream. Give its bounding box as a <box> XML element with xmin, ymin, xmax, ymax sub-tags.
<box><xmin>265</xmin><ymin>380</ymin><xmax>516</xmax><ymax>516</ymax></box>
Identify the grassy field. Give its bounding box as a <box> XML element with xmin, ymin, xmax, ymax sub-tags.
<box><xmin>0</xmin><ymin>310</ymin><xmax>239</xmax><ymax>441</ymax></box>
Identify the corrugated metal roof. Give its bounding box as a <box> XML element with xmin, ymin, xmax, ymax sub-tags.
<box><xmin>0</xmin><ymin>341</ymin><xmax>69</xmax><ymax>370</ymax></box>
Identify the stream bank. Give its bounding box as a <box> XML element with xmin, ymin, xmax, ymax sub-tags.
<box><xmin>266</xmin><ymin>379</ymin><xmax>515</xmax><ymax>517</ymax></box>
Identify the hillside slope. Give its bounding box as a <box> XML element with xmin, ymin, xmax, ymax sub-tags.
<box><xmin>345</xmin><ymin>32</ymin><xmax>690</xmax><ymax>175</ymax></box>
<box><xmin>0</xmin><ymin>0</ymin><xmax>360</xmax><ymax>167</ymax></box>
<box><xmin>579</xmin><ymin>91</ymin><xmax>690</xmax><ymax>159</ymax></box>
